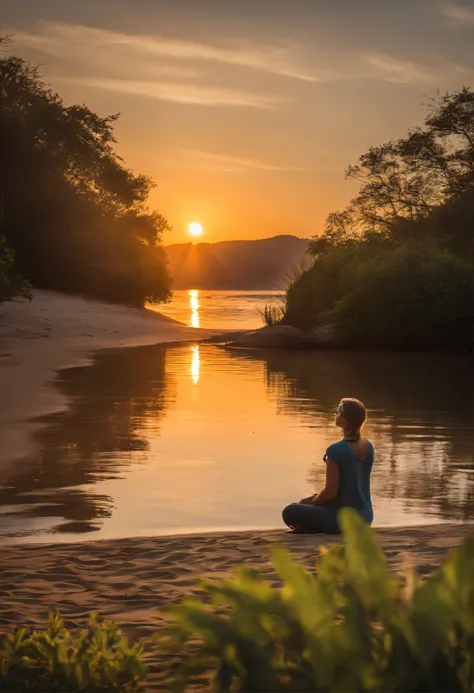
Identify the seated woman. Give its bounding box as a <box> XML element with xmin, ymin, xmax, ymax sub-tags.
<box><xmin>282</xmin><ymin>398</ymin><xmax>374</xmax><ymax>534</ymax></box>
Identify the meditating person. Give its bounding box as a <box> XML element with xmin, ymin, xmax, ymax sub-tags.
<box><xmin>282</xmin><ymin>397</ymin><xmax>374</xmax><ymax>534</ymax></box>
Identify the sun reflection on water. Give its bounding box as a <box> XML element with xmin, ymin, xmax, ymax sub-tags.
<box><xmin>189</xmin><ymin>289</ymin><xmax>199</xmax><ymax>328</ymax></box>
<box><xmin>191</xmin><ymin>345</ymin><xmax>200</xmax><ymax>384</ymax></box>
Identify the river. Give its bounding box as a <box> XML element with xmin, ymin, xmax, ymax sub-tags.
<box><xmin>150</xmin><ymin>289</ymin><xmax>284</xmax><ymax>329</ymax></box>
<box><xmin>1</xmin><ymin>290</ymin><xmax>473</xmax><ymax>542</ymax></box>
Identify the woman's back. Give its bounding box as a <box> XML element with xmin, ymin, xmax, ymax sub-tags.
<box><xmin>325</xmin><ymin>438</ymin><xmax>374</xmax><ymax>523</ymax></box>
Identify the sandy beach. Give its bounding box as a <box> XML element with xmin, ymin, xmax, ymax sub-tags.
<box><xmin>0</xmin><ymin>523</ymin><xmax>473</xmax><ymax>688</ymax></box>
<box><xmin>0</xmin><ymin>290</ymin><xmax>212</xmax><ymax>473</ymax></box>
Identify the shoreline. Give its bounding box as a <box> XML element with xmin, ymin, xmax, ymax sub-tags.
<box><xmin>0</xmin><ymin>290</ymin><xmax>215</xmax><ymax>474</ymax></box>
<box><xmin>0</xmin><ymin>516</ymin><xmax>465</xmax><ymax>548</ymax></box>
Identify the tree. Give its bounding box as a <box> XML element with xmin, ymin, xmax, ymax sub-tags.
<box><xmin>0</xmin><ymin>45</ymin><xmax>171</xmax><ymax>306</ymax></box>
<box><xmin>308</xmin><ymin>88</ymin><xmax>474</xmax><ymax>251</ymax></box>
<box><xmin>287</xmin><ymin>87</ymin><xmax>474</xmax><ymax>349</ymax></box>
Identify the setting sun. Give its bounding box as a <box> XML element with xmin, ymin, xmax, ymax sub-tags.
<box><xmin>188</xmin><ymin>222</ymin><xmax>203</xmax><ymax>237</ymax></box>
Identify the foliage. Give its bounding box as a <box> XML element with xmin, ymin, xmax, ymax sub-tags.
<box><xmin>0</xmin><ymin>612</ymin><xmax>145</xmax><ymax>692</ymax></box>
<box><xmin>260</xmin><ymin>302</ymin><xmax>285</xmax><ymax>327</ymax></box>
<box><xmin>325</xmin><ymin>244</ymin><xmax>474</xmax><ymax>348</ymax></box>
<box><xmin>332</xmin><ymin>87</ymin><xmax>474</xmax><ymax>238</ymax></box>
<box><xmin>158</xmin><ymin>509</ymin><xmax>474</xmax><ymax>692</ymax></box>
<box><xmin>0</xmin><ymin>198</ymin><xmax>31</xmax><ymax>302</ymax></box>
<box><xmin>285</xmin><ymin>88</ymin><xmax>474</xmax><ymax>347</ymax></box>
<box><xmin>285</xmin><ymin>240</ymin><xmax>474</xmax><ymax>348</ymax></box>
<box><xmin>0</xmin><ymin>233</ymin><xmax>31</xmax><ymax>303</ymax></box>
<box><xmin>0</xmin><ymin>43</ymin><xmax>171</xmax><ymax>306</ymax></box>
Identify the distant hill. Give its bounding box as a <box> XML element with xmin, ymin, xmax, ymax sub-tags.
<box><xmin>166</xmin><ymin>235</ymin><xmax>310</xmax><ymax>290</ymax></box>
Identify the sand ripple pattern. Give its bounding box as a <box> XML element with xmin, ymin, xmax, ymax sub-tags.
<box><xmin>0</xmin><ymin>526</ymin><xmax>472</xmax><ymax>689</ymax></box>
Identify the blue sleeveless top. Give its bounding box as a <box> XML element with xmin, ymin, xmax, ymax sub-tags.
<box><xmin>324</xmin><ymin>440</ymin><xmax>374</xmax><ymax>523</ymax></box>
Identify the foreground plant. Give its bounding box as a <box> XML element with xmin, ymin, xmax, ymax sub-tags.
<box><xmin>159</xmin><ymin>509</ymin><xmax>474</xmax><ymax>692</ymax></box>
<box><xmin>0</xmin><ymin>612</ymin><xmax>145</xmax><ymax>692</ymax></box>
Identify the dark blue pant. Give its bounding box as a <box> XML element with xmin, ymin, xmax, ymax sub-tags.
<box><xmin>282</xmin><ymin>502</ymin><xmax>341</xmax><ymax>534</ymax></box>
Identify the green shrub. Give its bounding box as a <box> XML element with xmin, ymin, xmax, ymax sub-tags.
<box><xmin>326</xmin><ymin>243</ymin><xmax>474</xmax><ymax>348</ymax></box>
<box><xmin>0</xmin><ymin>612</ymin><xmax>146</xmax><ymax>692</ymax></box>
<box><xmin>159</xmin><ymin>509</ymin><xmax>474</xmax><ymax>692</ymax></box>
<box><xmin>284</xmin><ymin>240</ymin><xmax>474</xmax><ymax>348</ymax></box>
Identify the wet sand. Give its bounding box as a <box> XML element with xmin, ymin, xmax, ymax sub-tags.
<box><xmin>0</xmin><ymin>524</ymin><xmax>472</xmax><ymax>688</ymax></box>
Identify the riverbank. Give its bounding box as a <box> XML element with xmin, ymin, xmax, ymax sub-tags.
<box><xmin>0</xmin><ymin>523</ymin><xmax>472</xmax><ymax>688</ymax></box>
<box><xmin>0</xmin><ymin>290</ymin><xmax>212</xmax><ymax>472</ymax></box>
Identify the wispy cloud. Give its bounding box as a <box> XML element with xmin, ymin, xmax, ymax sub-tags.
<box><xmin>56</xmin><ymin>76</ymin><xmax>283</xmax><ymax>109</ymax></box>
<box><xmin>183</xmin><ymin>150</ymin><xmax>310</xmax><ymax>172</ymax></box>
<box><xmin>11</xmin><ymin>21</ymin><xmax>325</xmax><ymax>109</ymax></box>
<box><xmin>441</xmin><ymin>1</ymin><xmax>474</xmax><ymax>24</ymax></box>
<box><xmin>13</xmin><ymin>21</ymin><xmax>330</xmax><ymax>83</ymax></box>
<box><xmin>364</xmin><ymin>52</ymin><xmax>435</xmax><ymax>84</ymax></box>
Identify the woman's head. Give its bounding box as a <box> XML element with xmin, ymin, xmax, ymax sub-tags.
<box><xmin>335</xmin><ymin>398</ymin><xmax>367</xmax><ymax>438</ymax></box>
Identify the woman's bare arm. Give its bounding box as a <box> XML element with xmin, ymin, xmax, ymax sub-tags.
<box><xmin>306</xmin><ymin>459</ymin><xmax>339</xmax><ymax>505</ymax></box>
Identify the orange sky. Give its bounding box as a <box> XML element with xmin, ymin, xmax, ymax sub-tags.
<box><xmin>4</xmin><ymin>0</ymin><xmax>474</xmax><ymax>243</ymax></box>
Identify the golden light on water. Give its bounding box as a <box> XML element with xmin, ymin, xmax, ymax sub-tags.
<box><xmin>189</xmin><ymin>289</ymin><xmax>200</xmax><ymax>328</ymax></box>
<box><xmin>191</xmin><ymin>345</ymin><xmax>200</xmax><ymax>384</ymax></box>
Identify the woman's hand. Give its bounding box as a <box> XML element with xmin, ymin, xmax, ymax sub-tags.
<box><xmin>298</xmin><ymin>461</ymin><xmax>339</xmax><ymax>505</ymax></box>
<box><xmin>299</xmin><ymin>495</ymin><xmax>315</xmax><ymax>504</ymax></box>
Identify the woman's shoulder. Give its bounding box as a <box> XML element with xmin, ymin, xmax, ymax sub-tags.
<box><xmin>326</xmin><ymin>439</ymin><xmax>345</xmax><ymax>452</ymax></box>
<box><xmin>324</xmin><ymin>440</ymin><xmax>347</xmax><ymax>459</ymax></box>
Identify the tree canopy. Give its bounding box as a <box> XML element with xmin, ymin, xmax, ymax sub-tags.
<box><xmin>321</xmin><ymin>88</ymin><xmax>474</xmax><ymax>241</ymax></box>
<box><xmin>285</xmin><ymin>88</ymin><xmax>474</xmax><ymax>349</ymax></box>
<box><xmin>0</xmin><ymin>42</ymin><xmax>171</xmax><ymax>305</ymax></box>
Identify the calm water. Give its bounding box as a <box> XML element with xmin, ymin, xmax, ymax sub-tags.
<box><xmin>151</xmin><ymin>289</ymin><xmax>284</xmax><ymax>329</ymax></box>
<box><xmin>1</xmin><ymin>338</ymin><xmax>474</xmax><ymax>542</ymax></box>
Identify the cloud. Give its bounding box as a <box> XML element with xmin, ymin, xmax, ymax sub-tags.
<box><xmin>13</xmin><ymin>21</ymin><xmax>330</xmax><ymax>83</ymax></box>
<box><xmin>363</xmin><ymin>51</ymin><xmax>473</xmax><ymax>85</ymax></box>
<box><xmin>12</xmin><ymin>21</ymin><xmax>472</xmax><ymax>97</ymax></box>
<box><xmin>364</xmin><ymin>52</ymin><xmax>435</xmax><ymax>84</ymax></box>
<box><xmin>441</xmin><ymin>2</ymin><xmax>474</xmax><ymax>24</ymax></box>
<box><xmin>56</xmin><ymin>76</ymin><xmax>283</xmax><ymax>108</ymax></box>
<box><xmin>183</xmin><ymin>150</ymin><xmax>310</xmax><ymax>172</ymax></box>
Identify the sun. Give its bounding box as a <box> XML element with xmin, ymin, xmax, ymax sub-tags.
<box><xmin>188</xmin><ymin>222</ymin><xmax>203</xmax><ymax>237</ymax></box>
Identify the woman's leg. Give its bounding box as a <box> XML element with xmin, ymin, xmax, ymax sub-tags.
<box><xmin>282</xmin><ymin>503</ymin><xmax>340</xmax><ymax>534</ymax></box>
